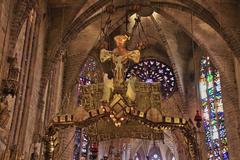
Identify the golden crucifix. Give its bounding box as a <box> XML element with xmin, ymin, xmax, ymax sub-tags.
<box><xmin>100</xmin><ymin>34</ymin><xmax>140</xmax><ymax>102</ymax></box>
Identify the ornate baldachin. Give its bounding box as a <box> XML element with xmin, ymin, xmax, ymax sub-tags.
<box><xmin>44</xmin><ymin>107</ymin><xmax>199</xmax><ymax>160</ymax></box>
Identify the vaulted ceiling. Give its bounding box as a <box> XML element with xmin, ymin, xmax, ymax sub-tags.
<box><xmin>46</xmin><ymin>0</ymin><xmax>240</xmax><ymax>115</ymax></box>
<box><xmin>48</xmin><ymin>0</ymin><xmax>86</xmax><ymax>8</ymax></box>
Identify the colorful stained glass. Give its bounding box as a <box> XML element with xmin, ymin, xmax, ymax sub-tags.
<box><xmin>77</xmin><ymin>57</ymin><xmax>100</xmax><ymax>104</ymax></box>
<box><xmin>126</xmin><ymin>59</ymin><xmax>176</xmax><ymax>97</ymax></box>
<box><xmin>150</xmin><ymin>154</ymin><xmax>161</xmax><ymax>160</ymax></box>
<box><xmin>79</xmin><ymin>57</ymin><xmax>99</xmax><ymax>85</ymax></box>
<box><xmin>81</xmin><ymin>129</ymin><xmax>89</xmax><ymax>157</ymax></box>
<box><xmin>73</xmin><ymin>128</ymin><xmax>89</xmax><ymax>160</ymax></box>
<box><xmin>199</xmin><ymin>56</ymin><xmax>229</xmax><ymax>160</ymax></box>
<box><xmin>148</xmin><ymin>146</ymin><xmax>162</xmax><ymax>160</ymax></box>
<box><xmin>74</xmin><ymin>57</ymin><xmax>98</xmax><ymax>159</ymax></box>
<box><xmin>73</xmin><ymin>128</ymin><xmax>81</xmax><ymax>160</ymax></box>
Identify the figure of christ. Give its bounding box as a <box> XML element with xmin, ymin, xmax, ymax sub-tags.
<box><xmin>100</xmin><ymin>35</ymin><xmax>140</xmax><ymax>102</ymax></box>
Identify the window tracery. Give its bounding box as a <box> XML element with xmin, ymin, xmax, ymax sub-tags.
<box><xmin>126</xmin><ymin>59</ymin><xmax>176</xmax><ymax>98</ymax></box>
<box><xmin>199</xmin><ymin>56</ymin><xmax>229</xmax><ymax>160</ymax></box>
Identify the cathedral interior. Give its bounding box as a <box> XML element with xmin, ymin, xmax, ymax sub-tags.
<box><xmin>0</xmin><ymin>0</ymin><xmax>240</xmax><ymax>160</ymax></box>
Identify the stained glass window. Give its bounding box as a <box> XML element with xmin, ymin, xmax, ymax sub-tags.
<box><xmin>81</xmin><ymin>129</ymin><xmax>89</xmax><ymax>157</ymax></box>
<box><xmin>147</xmin><ymin>146</ymin><xmax>162</xmax><ymax>160</ymax></box>
<box><xmin>73</xmin><ymin>128</ymin><xmax>89</xmax><ymax>160</ymax></box>
<box><xmin>77</xmin><ymin>57</ymin><xmax>100</xmax><ymax>103</ymax></box>
<box><xmin>74</xmin><ymin>57</ymin><xmax>98</xmax><ymax>159</ymax></box>
<box><xmin>199</xmin><ymin>56</ymin><xmax>229</xmax><ymax>160</ymax></box>
<box><xmin>79</xmin><ymin>57</ymin><xmax>99</xmax><ymax>85</ymax></box>
<box><xmin>150</xmin><ymin>154</ymin><xmax>161</xmax><ymax>160</ymax></box>
<box><xmin>126</xmin><ymin>59</ymin><xmax>176</xmax><ymax>97</ymax></box>
<box><xmin>73</xmin><ymin>128</ymin><xmax>82</xmax><ymax>160</ymax></box>
<box><xmin>134</xmin><ymin>152</ymin><xmax>141</xmax><ymax>160</ymax></box>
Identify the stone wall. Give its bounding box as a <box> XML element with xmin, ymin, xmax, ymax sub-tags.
<box><xmin>0</xmin><ymin>0</ymin><xmax>49</xmax><ymax>159</ymax></box>
<box><xmin>0</xmin><ymin>0</ymin><xmax>14</xmax><ymax>157</ymax></box>
<box><xmin>21</xmin><ymin>2</ymin><xmax>47</xmax><ymax>158</ymax></box>
<box><xmin>0</xmin><ymin>0</ymin><xmax>11</xmax><ymax>77</ymax></box>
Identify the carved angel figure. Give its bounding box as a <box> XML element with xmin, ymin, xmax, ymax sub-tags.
<box><xmin>102</xmin><ymin>73</ymin><xmax>114</xmax><ymax>102</ymax></box>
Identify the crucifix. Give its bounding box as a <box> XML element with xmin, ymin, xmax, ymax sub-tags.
<box><xmin>100</xmin><ymin>34</ymin><xmax>140</xmax><ymax>102</ymax></box>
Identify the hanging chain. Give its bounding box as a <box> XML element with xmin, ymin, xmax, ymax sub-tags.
<box><xmin>191</xmin><ymin>11</ymin><xmax>201</xmax><ymax>114</ymax></box>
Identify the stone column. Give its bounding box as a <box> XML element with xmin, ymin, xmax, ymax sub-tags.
<box><xmin>121</xmin><ymin>143</ymin><xmax>126</xmax><ymax>160</ymax></box>
<box><xmin>219</xmin><ymin>53</ymin><xmax>240</xmax><ymax>160</ymax></box>
<box><xmin>234</xmin><ymin>57</ymin><xmax>240</xmax><ymax>111</ymax></box>
<box><xmin>124</xmin><ymin>144</ymin><xmax>130</xmax><ymax>160</ymax></box>
<box><xmin>196</xmin><ymin>128</ymin><xmax>207</xmax><ymax>160</ymax></box>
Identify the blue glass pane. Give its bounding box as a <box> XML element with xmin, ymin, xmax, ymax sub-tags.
<box><xmin>199</xmin><ymin>56</ymin><xmax>230</xmax><ymax>160</ymax></box>
<box><xmin>126</xmin><ymin>59</ymin><xmax>176</xmax><ymax>98</ymax></box>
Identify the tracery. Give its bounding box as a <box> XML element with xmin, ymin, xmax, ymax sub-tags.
<box><xmin>199</xmin><ymin>56</ymin><xmax>229</xmax><ymax>160</ymax></box>
<box><xmin>126</xmin><ymin>59</ymin><xmax>176</xmax><ymax>98</ymax></box>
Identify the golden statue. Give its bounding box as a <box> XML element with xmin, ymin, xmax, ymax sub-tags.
<box><xmin>100</xmin><ymin>34</ymin><xmax>140</xmax><ymax>102</ymax></box>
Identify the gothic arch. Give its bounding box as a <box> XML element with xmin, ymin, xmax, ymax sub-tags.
<box><xmin>148</xmin><ymin>145</ymin><xmax>163</xmax><ymax>160</ymax></box>
<box><xmin>155</xmin><ymin>9</ymin><xmax>238</xmax><ymax>102</ymax></box>
<box><xmin>39</xmin><ymin>2</ymin><xmax>240</xmax><ymax>157</ymax></box>
<box><xmin>56</xmin><ymin>1</ymin><xmax>240</xmax><ymax>108</ymax></box>
<box><xmin>153</xmin><ymin>9</ymin><xmax>240</xmax><ymax>157</ymax></box>
<box><xmin>165</xmin><ymin>148</ymin><xmax>175</xmax><ymax>160</ymax></box>
<box><xmin>131</xmin><ymin>141</ymin><xmax>146</xmax><ymax>160</ymax></box>
<box><xmin>61</xmin><ymin>1</ymin><xmax>240</xmax><ymax>60</ymax></box>
<box><xmin>131</xmin><ymin>140</ymin><xmax>141</xmax><ymax>156</ymax></box>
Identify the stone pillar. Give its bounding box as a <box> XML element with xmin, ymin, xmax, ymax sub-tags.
<box><xmin>0</xmin><ymin>0</ymin><xmax>15</xmax><ymax>159</ymax></box>
<box><xmin>121</xmin><ymin>143</ymin><xmax>126</xmax><ymax>160</ymax></box>
<box><xmin>234</xmin><ymin>57</ymin><xmax>240</xmax><ymax>111</ymax></box>
<box><xmin>196</xmin><ymin>129</ymin><xmax>207</xmax><ymax>160</ymax></box>
<box><xmin>126</xmin><ymin>144</ymin><xmax>131</xmax><ymax>160</ymax></box>
<box><xmin>221</xmin><ymin>83</ymin><xmax>240</xmax><ymax>160</ymax></box>
<box><xmin>234</xmin><ymin>57</ymin><xmax>240</xmax><ymax>153</ymax></box>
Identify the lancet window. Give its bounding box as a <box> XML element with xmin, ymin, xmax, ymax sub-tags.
<box><xmin>199</xmin><ymin>56</ymin><xmax>229</xmax><ymax>160</ymax></box>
